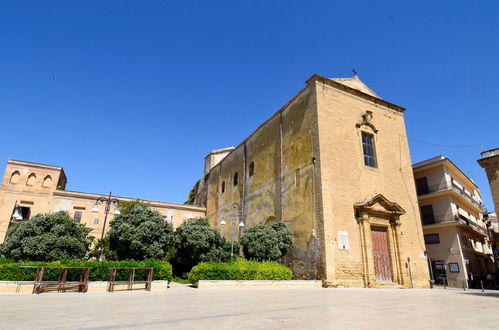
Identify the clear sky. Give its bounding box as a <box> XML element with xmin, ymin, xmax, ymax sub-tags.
<box><xmin>1</xmin><ymin>1</ymin><xmax>497</xmax><ymax>210</ymax></box>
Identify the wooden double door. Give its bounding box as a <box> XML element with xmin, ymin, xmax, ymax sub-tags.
<box><xmin>371</xmin><ymin>226</ymin><xmax>392</xmax><ymax>282</ymax></box>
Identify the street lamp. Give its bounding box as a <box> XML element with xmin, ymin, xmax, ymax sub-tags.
<box><xmin>219</xmin><ymin>211</ymin><xmax>244</xmax><ymax>258</ymax></box>
<box><xmin>92</xmin><ymin>192</ymin><xmax>120</xmax><ymax>261</ymax></box>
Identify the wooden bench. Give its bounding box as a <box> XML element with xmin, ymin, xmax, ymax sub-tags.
<box><xmin>32</xmin><ymin>266</ymin><xmax>91</xmax><ymax>294</ymax></box>
<box><xmin>107</xmin><ymin>267</ymin><xmax>153</xmax><ymax>292</ymax></box>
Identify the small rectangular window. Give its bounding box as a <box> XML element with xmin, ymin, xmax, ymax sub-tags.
<box><xmin>424</xmin><ymin>234</ymin><xmax>440</xmax><ymax>244</ymax></box>
<box><xmin>74</xmin><ymin>211</ymin><xmax>82</xmax><ymax>223</ymax></box>
<box><xmin>93</xmin><ymin>218</ymin><xmax>99</xmax><ymax>225</ymax></box>
<box><xmin>361</xmin><ymin>132</ymin><xmax>377</xmax><ymax>167</ymax></box>
<box><xmin>249</xmin><ymin>162</ymin><xmax>254</xmax><ymax>177</ymax></box>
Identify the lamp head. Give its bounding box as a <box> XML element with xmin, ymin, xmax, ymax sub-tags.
<box><xmin>91</xmin><ymin>202</ymin><xmax>99</xmax><ymax>213</ymax></box>
<box><xmin>12</xmin><ymin>207</ymin><xmax>22</xmax><ymax>220</ymax></box>
<box><xmin>113</xmin><ymin>206</ymin><xmax>121</xmax><ymax>215</ymax></box>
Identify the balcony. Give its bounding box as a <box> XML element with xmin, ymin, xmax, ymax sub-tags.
<box><xmin>450</xmin><ymin>182</ymin><xmax>486</xmax><ymax>212</ymax></box>
<box><xmin>421</xmin><ymin>213</ymin><xmax>487</xmax><ymax>236</ymax></box>
<box><xmin>416</xmin><ymin>182</ymin><xmax>486</xmax><ymax>212</ymax></box>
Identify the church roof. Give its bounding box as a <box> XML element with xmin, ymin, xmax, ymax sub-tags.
<box><xmin>330</xmin><ymin>76</ymin><xmax>380</xmax><ymax>98</ymax></box>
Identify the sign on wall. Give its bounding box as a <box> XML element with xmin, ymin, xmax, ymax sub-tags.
<box><xmin>338</xmin><ymin>230</ymin><xmax>349</xmax><ymax>250</ymax></box>
<box><xmin>448</xmin><ymin>262</ymin><xmax>460</xmax><ymax>273</ymax></box>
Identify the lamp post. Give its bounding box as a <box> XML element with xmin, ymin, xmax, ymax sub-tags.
<box><xmin>219</xmin><ymin>209</ymin><xmax>244</xmax><ymax>258</ymax></box>
<box><xmin>92</xmin><ymin>192</ymin><xmax>120</xmax><ymax>261</ymax></box>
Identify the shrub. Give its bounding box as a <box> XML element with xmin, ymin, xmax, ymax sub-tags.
<box><xmin>0</xmin><ymin>211</ymin><xmax>92</xmax><ymax>261</ymax></box>
<box><xmin>172</xmin><ymin>218</ymin><xmax>228</xmax><ymax>276</ymax></box>
<box><xmin>108</xmin><ymin>202</ymin><xmax>175</xmax><ymax>260</ymax></box>
<box><xmin>188</xmin><ymin>258</ymin><xmax>293</xmax><ymax>285</ymax></box>
<box><xmin>0</xmin><ymin>259</ymin><xmax>172</xmax><ymax>282</ymax></box>
<box><xmin>240</xmin><ymin>221</ymin><xmax>293</xmax><ymax>261</ymax></box>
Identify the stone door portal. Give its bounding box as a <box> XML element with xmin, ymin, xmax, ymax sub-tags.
<box><xmin>371</xmin><ymin>226</ymin><xmax>392</xmax><ymax>282</ymax></box>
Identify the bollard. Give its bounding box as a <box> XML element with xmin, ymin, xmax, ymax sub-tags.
<box><xmin>463</xmin><ymin>280</ymin><xmax>466</xmax><ymax>291</ymax></box>
<box><xmin>480</xmin><ymin>280</ymin><xmax>484</xmax><ymax>292</ymax></box>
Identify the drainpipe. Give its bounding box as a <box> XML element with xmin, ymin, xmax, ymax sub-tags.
<box><xmin>279</xmin><ymin>113</ymin><xmax>284</xmax><ymax>221</ymax></box>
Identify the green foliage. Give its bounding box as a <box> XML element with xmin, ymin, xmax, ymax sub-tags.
<box><xmin>240</xmin><ymin>221</ymin><xmax>293</xmax><ymax>261</ymax></box>
<box><xmin>171</xmin><ymin>277</ymin><xmax>191</xmax><ymax>284</ymax></box>
<box><xmin>188</xmin><ymin>258</ymin><xmax>293</xmax><ymax>285</ymax></box>
<box><xmin>184</xmin><ymin>180</ymin><xmax>200</xmax><ymax>205</ymax></box>
<box><xmin>0</xmin><ymin>259</ymin><xmax>172</xmax><ymax>282</ymax></box>
<box><xmin>0</xmin><ymin>211</ymin><xmax>92</xmax><ymax>261</ymax></box>
<box><xmin>172</xmin><ymin>218</ymin><xmax>229</xmax><ymax>276</ymax></box>
<box><xmin>108</xmin><ymin>202</ymin><xmax>174</xmax><ymax>260</ymax></box>
<box><xmin>118</xmin><ymin>200</ymin><xmax>145</xmax><ymax>216</ymax></box>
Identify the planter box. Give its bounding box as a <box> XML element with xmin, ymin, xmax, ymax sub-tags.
<box><xmin>197</xmin><ymin>280</ymin><xmax>322</xmax><ymax>289</ymax></box>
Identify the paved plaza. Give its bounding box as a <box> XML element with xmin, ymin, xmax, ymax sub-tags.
<box><xmin>1</xmin><ymin>284</ymin><xmax>499</xmax><ymax>329</ymax></box>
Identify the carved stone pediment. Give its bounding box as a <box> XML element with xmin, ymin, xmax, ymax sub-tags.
<box><xmin>354</xmin><ymin>194</ymin><xmax>405</xmax><ymax>221</ymax></box>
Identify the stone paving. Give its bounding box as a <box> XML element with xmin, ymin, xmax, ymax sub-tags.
<box><xmin>1</xmin><ymin>284</ymin><xmax>498</xmax><ymax>329</ymax></box>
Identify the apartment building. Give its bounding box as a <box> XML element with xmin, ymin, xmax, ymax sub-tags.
<box><xmin>413</xmin><ymin>156</ymin><xmax>494</xmax><ymax>287</ymax></box>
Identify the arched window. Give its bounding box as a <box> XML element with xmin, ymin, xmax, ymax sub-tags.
<box><xmin>26</xmin><ymin>173</ymin><xmax>36</xmax><ymax>186</ymax></box>
<box><xmin>221</xmin><ymin>181</ymin><xmax>225</xmax><ymax>194</ymax></box>
<box><xmin>42</xmin><ymin>175</ymin><xmax>52</xmax><ymax>188</ymax></box>
<box><xmin>248</xmin><ymin>162</ymin><xmax>254</xmax><ymax>177</ymax></box>
<box><xmin>233</xmin><ymin>172</ymin><xmax>238</xmax><ymax>186</ymax></box>
<box><xmin>9</xmin><ymin>171</ymin><xmax>20</xmax><ymax>184</ymax></box>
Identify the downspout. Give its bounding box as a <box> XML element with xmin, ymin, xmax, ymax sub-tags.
<box><xmin>279</xmin><ymin>112</ymin><xmax>284</xmax><ymax>220</ymax></box>
<box><xmin>240</xmin><ymin>143</ymin><xmax>247</xmax><ymax>241</ymax></box>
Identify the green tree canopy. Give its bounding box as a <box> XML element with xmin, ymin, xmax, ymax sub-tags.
<box><xmin>0</xmin><ymin>211</ymin><xmax>92</xmax><ymax>261</ymax></box>
<box><xmin>240</xmin><ymin>221</ymin><xmax>293</xmax><ymax>261</ymax></box>
<box><xmin>172</xmin><ymin>218</ymin><xmax>228</xmax><ymax>275</ymax></box>
<box><xmin>108</xmin><ymin>202</ymin><xmax>174</xmax><ymax>260</ymax></box>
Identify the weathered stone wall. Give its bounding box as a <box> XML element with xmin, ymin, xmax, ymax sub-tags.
<box><xmin>204</xmin><ymin>87</ymin><xmax>324</xmax><ymax>279</ymax></box>
<box><xmin>478</xmin><ymin>154</ymin><xmax>499</xmax><ymax>215</ymax></box>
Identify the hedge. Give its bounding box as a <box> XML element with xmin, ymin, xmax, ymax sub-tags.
<box><xmin>188</xmin><ymin>258</ymin><xmax>293</xmax><ymax>285</ymax></box>
<box><xmin>0</xmin><ymin>259</ymin><xmax>172</xmax><ymax>282</ymax></box>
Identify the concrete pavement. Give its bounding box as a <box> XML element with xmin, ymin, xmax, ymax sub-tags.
<box><xmin>1</xmin><ymin>284</ymin><xmax>498</xmax><ymax>329</ymax></box>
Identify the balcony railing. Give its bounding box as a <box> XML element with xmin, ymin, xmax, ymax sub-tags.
<box><xmin>417</xmin><ymin>182</ymin><xmax>486</xmax><ymax>212</ymax></box>
<box><xmin>451</xmin><ymin>182</ymin><xmax>486</xmax><ymax>212</ymax></box>
<box><xmin>421</xmin><ymin>213</ymin><xmax>487</xmax><ymax>235</ymax></box>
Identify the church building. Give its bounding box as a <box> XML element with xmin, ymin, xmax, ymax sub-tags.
<box><xmin>195</xmin><ymin>74</ymin><xmax>430</xmax><ymax>288</ymax></box>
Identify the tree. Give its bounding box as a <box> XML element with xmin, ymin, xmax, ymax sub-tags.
<box><xmin>240</xmin><ymin>221</ymin><xmax>293</xmax><ymax>261</ymax></box>
<box><xmin>184</xmin><ymin>179</ymin><xmax>200</xmax><ymax>205</ymax></box>
<box><xmin>172</xmin><ymin>218</ymin><xmax>228</xmax><ymax>276</ymax></box>
<box><xmin>89</xmin><ymin>235</ymin><xmax>117</xmax><ymax>260</ymax></box>
<box><xmin>0</xmin><ymin>211</ymin><xmax>92</xmax><ymax>261</ymax></box>
<box><xmin>108</xmin><ymin>202</ymin><xmax>174</xmax><ymax>260</ymax></box>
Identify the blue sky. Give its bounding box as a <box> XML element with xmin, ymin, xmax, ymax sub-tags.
<box><xmin>1</xmin><ymin>1</ymin><xmax>497</xmax><ymax>210</ymax></box>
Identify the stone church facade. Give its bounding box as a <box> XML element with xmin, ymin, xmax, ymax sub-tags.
<box><xmin>195</xmin><ymin>74</ymin><xmax>430</xmax><ymax>288</ymax></box>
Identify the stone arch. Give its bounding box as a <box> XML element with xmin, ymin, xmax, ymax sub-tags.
<box><xmin>42</xmin><ymin>175</ymin><xmax>52</xmax><ymax>188</ymax></box>
<box><xmin>26</xmin><ymin>173</ymin><xmax>36</xmax><ymax>186</ymax></box>
<box><xmin>10</xmin><ymin>171</ymin><xmax>20</xmax><ymax>184</ymax></box>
